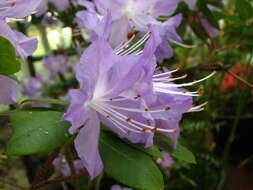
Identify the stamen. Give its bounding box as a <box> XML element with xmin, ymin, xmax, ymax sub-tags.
<box><xmin>154</xmin><ymin>87</ymin><xmax>200</xmax><ymax>96</ymax></box>
<box><xmin>133</xmin><ymin>94</ymin><xmax>141</xmax><ymax>99</ymax></box>
<box><xmin>152</xmin><ymin>74</ymin><xmax>187</xmax><ymax>82</ymax></box>
<box><xmin>151</xmin><ymin>128</ymin><xmax>157</xmax><ymax>132</ymax></box>
<box><xmin>141</xmin><ymin>128</ymin><xmax>148</xmax><ymax>132</ymax></box>
<box><xmin>187</xmin><ymin>102</ymin><xmax>208</xmax><ymax>112</ymax></box>
<box><xmin>93</xmin><ymin>102</ymin><xmax>176</xmax><ymax>134</ymax></box>
<box><xmin>168</xmin><ymin>38</ymin><xmax>196</xmax><ymax>48</ymax></box>
<box><xmin>10</xmin><ymin>2</ymin><xmax>16</xmax><ymax>6</ymax></box>
<box><xmin>164</xmin><ymin>106</ymin><xmax>171</xmax><ymax>110</ymax></box>
<box><xmin>105</xmin><ymin>103</ymin><xmax>172</xmax><ymax>113</ymax></box>
<box><xmin>153</xmin><ymin>68</ymin><xmax>180</xmax><ymax>78</ymax></box>
<box><xmin>187</xmin><ymin>108</ymin><xmax>205</xmax><ymax>112</ymax></box>
<box><xmin>198</xmin><ymin>88</ymin><xmax>204</xmax><ymax>95</ymax></box>
<box><xmin>90</xmin><ymin>103</ymin><xmax>141</xmax><ymax>133</ymax></box>
<box><xmin>119</xmin><ymin>32</ymin><xmax>151</xmax><ymax>56</ymax></box>
<box><xmin>114</xmin><ymin>34</ymin><xmax>136</xmax><ymax>54</ymax></box>
<box><xmin>154</xmin><ymin>71</ymin><xmax>216</xmax><ymax>88</ymax></box>
<box><xmin>133</xmin><ymin>49</ymin><xmax>143</xmax><ymax>55</ymax></box>
<box><xmin>91</xmin><ymin>102</ymin><xmax>143</xmax><ymax>131</ymax></box>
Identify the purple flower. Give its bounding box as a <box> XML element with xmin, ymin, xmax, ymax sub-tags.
<box><xmin>76</xmin><ymin>0</ymin><xmax>185</xmax><ymax>62</ymax></box>
<box><xmin>200</xmin><ymin>18</ymin><xmax>218</xmax><ymax>38</ymax></box>
<box><xmin>53</xmin><ymin>158</ymin><xmax>84</xmax><ymax>176</ymax></box>
<box><xmin>183</xmin><ymin>0</ymin><xmax>219</xmax><ymax>38</ymax></box>
<box><xmin>63</xmin><ymin>14</ymin><xmax>215</xmax><ymax>179</ymax></box>
<box><xmin>157</xmin><ymin>151</ymin><xmax>174</xmax><ymax>169</ymax></box>
<box><xmin>42</xmin><ymin>12</ymin><xmax>58</xmax><ymax>25</ymax></box>
<box><xmin>23</xmin><ymin>75</ymin><xmax>44</xmax><ymax>98</ymax></box>
<box><xmin>111</xmin><ymin>185</ymin><xmax>132</xmax><ymax>190</ymax></box>
<box><xmin>0</xmin><ymin>21</ymin><xmax>38</xmax><ymax>59</ymax></box>
<box><xmin>0</xmin><ymin>0</ymin><xmax>42</xmax><ymax>19</ymax></box>
<box><xmin>62</xmin><ymin>33</ymin><xmax>159</xmax><ymax>179</ymax></box>
<box><xmin>0</xmin><ymin>75</ymin><xmax>17</xmax><ymax>105</ymax></box>
<box><xmin>44</xmin><ymin>54</ymin><xmax>70</xmax><ymax>80</ymax></box>
<box><xmin>0</xmin><ymin>0</ymin><xmax>40</xmax><ymax>59</ymax></box>
<box><xmin>36</xmin><ymin>0</ymin><xmax>70</xmax><ymax>16</ymax></box>
<box><xmin>62</xmin><ymin>16</ymin><xmax>178</xmax><ymax>178</ymax></box>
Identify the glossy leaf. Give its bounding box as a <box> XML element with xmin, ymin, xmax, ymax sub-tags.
<box><xmin>172</xmin><ymin>144</ymin><xmax>197</xmax><ymax>164</ymax></box>
<box><xmin>154</xmin><ymin>134</ymin><xmax>196</xmax><ymax>164</ymax></box>
<box><xmin>0</xmin><ymin>36</ymin><xmax>21</xmax><ymax>75</ymax></box>
<box><xmin>6</xmin><ymin>110</ymin><xmax>71</xmax><ymax>156</ymax></box>
<box><xmin>21</xmin><ymin>98</ymin><xmax>69</xmax><ymax>106</ymax></box>
<box><xmin>100</xmin><ymin>132</ymin><xmax>164</xmax><ymax>190</ymax></box>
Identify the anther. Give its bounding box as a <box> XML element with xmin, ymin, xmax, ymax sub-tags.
<box><xmin>198</xmin><ymin>88</ymin><xmax>204</xmax><ymax>95</ymax></box>
<box><xmin>172</xmin><ymin>128</ymin><xmax>178</xmax><ymax>133</ymax></box>
<box><xmin>109</xmin><ymin>98</ymin><xmax>113</xmax><ymax>101</ymax></box>
<box><xmin>141</xmin><ymin>128</ymin><xmax>148</xmax><ymax>132</ymax></box>
<box><xmin>151</xmin><ymin>128</ymin><xmax>157</xmax><ymax>132</ymax></box>
<box><xmin>156</xmin><ymin>66</ymin><xmax>162</xmax><ymax>70</ymax></box>
<box><xmin>106</xmin><ymin>115</ymin><xmax>110</xmax><ymax>118</ymax></box>
<box><xmin>127</xmin><ymin>31</ymin><xmax>139</xmax><ymax>38</ymax></box>
<box><xmin>127</xmin><ymin>130</ymin><xmax>133</xmax><ymax>134</ymax></box>
<box><xmin>126</xmin><ymin>117</ymin><xmax>132</xmax><ymax>122</ymax></box>
<box><xmin>10</xmin><ymin>2</ymin><xmax>16</xmax><ymax>6</ymax></box>
<box><xmin>164</xmin><ymin>106</ymin><xmax>171</xmax><ymax>111</ymax></box>
<box><xmin>133</xmin><ymin>94</ymin><xmax>141</xmax><ymax>99</ymax></box>
<box><xmin>176</xmin><ymin>65</ymin><xmax>181</xmax><ymax>70</ymax></box>
<box><xmin>144</xmin><ymin>108</ymin><xmax>149</xmax><ymax>112</ymax></box>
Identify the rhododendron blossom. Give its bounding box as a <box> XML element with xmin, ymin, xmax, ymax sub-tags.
<box><xmin>0</xmin><ymin>75</ymin><xmax>17</xmax><ymax>104</ymax></box>
<box><xmin>62</xmin><ymin>13</ymin><xmax>215</xmax><ymax>179</ymax></box>
<box><xmin>76</xmin><ymin>0</ymin><xmax>186</xmax><ymax>62</ymax></box>
<box><xmin>0</xmin><ymin>0</ymin><xmax>40</xmax><ymax>59</ymax></box>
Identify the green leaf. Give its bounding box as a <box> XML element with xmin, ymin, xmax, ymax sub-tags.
<box><xmin>154</xmin><ymin>134</ymin><xmax>174</xmax><ymax>153</ymax></box>
<box><xmin>172</xmin><ymin>144</ymin><xmax>197</xmax><ymax>164</ymax></box>
<box><xmin>0</xmin><ymin>36</ymin><xmax>21</xmax><ymax>75</ymax></box>
<box><xmin>6</xmin><ymin>110</ymin><xmax>71</xmax><ymax>156</ymax></box>
<box><xmin>154</xmin><ymin>134</ymin><xmax>196</xmax><ymax>164</ymax></box>
<box><xmin>0</xmin><ymin>35</ymin><xmax>16</xmax><ymax>56</ymax></box>
<box><xmin>130</xmin><ymin>143</ymin><xmax>162</xmax><ymax>159</ymax></box>
<box><xmin>235</xmin><ymin>0</ymin><xmax>253</xmax><ymax>21</ymax></box>
<box><xmin>21</xmin><ymin>98</ymin><xmax>69</xmax><ymax>106</ymax></box>
<box><xmin>100</xmin><ymin>132</ymin><xmax>164</xmax><ymax>190</ymax></box>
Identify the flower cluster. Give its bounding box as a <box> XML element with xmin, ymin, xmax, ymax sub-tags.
<box><xmin>62</xmin><ymin>13</ymin><xmax>215</xmax><ymax>179</ymax></box>
<box><xmin>0</xmin><ymin>0</ymin><xmax>217</xmax><ymax>182</ymax></box>
<box><xmin>76</xmin><ymin>0</ymin><xmax>186</xmax><ymax>63</ymax></box>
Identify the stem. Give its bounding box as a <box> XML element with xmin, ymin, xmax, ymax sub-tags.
<box><xmin>94</xmin><ymin>172</ymin><xmax>103</xmax><ymax>190</ymax></box>
<box><xmin>27</xmin><ymin>57</ymin><xmax>36</xmax><ymax>77</ymax></box>
<box><xmin>38</xmin><ymin>25</ymin><xmax>51</xmax><ymax>54</ymax></box>
<box><xmin>30</xmin><ymin>149</ymin><xmax>60</xmax><ymax>190</ymax></box>
<box><xmin>32</xmin><ymin>171</ymin><xmax>87</xmax><ymax>190</ymax></box>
